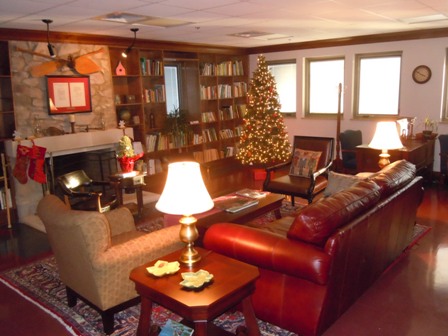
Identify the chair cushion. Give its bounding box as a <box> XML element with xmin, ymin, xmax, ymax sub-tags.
<box><xmin>289</xmin><ymin>148</ymin><xmax>322</xmax><ymax>177</ymax></box>
<box><xmin>287</xmin><ymin>180</ymin><xmax>381</xmax><ymax>246</ymax></box>
<box><xmin>323</xmin><ymin>171</ymin><xmax>364</xmax><ymax>197</ymax></box>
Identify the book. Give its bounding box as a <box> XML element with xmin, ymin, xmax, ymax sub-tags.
<box><xmin>214</xmin><ymin>195</ymin><xmax>259</xmax><ymax>213</ymax></box>
<box><xmin>235</xmin><ymin>188</ymin><xmax>269</xmax><ymax>199</ymax></box>
<box><xmin>159</xmin><ymin>319</ymin><xmax>193</xmax><ymax>336</ymax></box>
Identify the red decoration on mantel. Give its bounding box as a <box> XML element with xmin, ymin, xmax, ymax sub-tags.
<box><xmin>115</xmin><ymin>61</ymin><xmax>126</xmax><ymax>76</ymax></box>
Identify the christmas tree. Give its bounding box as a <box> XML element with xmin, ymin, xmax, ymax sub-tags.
<box><xmin>237</xmin><ymin>54</ymin><xmax>290</xmax><ymax>166</ymax></box>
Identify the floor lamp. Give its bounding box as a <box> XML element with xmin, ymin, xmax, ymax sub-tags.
<box><xmin>369</xmin><ymin>121</ymin><xmax>403</xmax><ymax>169</ymax></box>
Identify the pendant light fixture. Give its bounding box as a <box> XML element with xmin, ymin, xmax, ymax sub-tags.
<box><xmin>42</xmin><ymin>19</ymin><xmax>55</xmax><ymax>58</ymax></box>
<box><xmin>121</xmin><ymin>28</ymin><xmax>139</xmax><ymax>58</ymax></box>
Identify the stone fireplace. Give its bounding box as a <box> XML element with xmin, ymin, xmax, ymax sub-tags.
<box><xmin>5</xmin><ymin>128</ymin><xmax>133</xmax><ymax>231</ymax></box>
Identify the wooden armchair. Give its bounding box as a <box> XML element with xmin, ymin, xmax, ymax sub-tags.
<box><xmin>263</xmin><ymin>136</ymin><xmax>334</xmax><ymax>205</ymax></box>
<box><xmin>57</xmin><ymin>170</ymin><xmax>117</xmax><ymax>213</ymax></box>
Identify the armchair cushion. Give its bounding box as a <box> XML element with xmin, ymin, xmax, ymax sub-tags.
<box><xmin>289</xmin><ymin>148</ymin><xmax>322</xmax><ymax>177</ymax></box>
<box><xmin>288</xmin><ymin>180</ymin><xmax>381</xmax><ymax>246</ymax></box>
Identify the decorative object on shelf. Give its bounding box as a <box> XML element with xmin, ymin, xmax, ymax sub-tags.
<box><xmin>121</xmin><ymin>28</ymin><xmax>139</xmax><ymax>58</ymax></box>
<box><xmin>114</xmin><ymin>94</ymin><xmax>121</xmax><ymax>105</ymax></box>
<box><xmin>116</xmin><ymin>134</ymin><xmax>143</xmax><ymax>172</ymax></box>
<box><xmin>156</xmin><ymin>161</ymin><xmax>214</xmax><ymax>265</ymax></box>
<box><xmin>126</xmin><ymin>95</ymin><xmax>135</xmax><ymax>103</ymax></box>
<box><xmin>412</xmin><ymin>65</ymin><xmax>432</xmax><ymax>84</ymax></box>
<box><xmin>236</xmin><ymin>54</ymin><xmax>290</xmax><ymax>167</ymax></box>
<box><xmin>369</xmin><ymin>121</ymin><xmax>403</xmax><ymax>168</ymax></box>
<box><xmin>115</xmin><ymin>61</ymin><xmax>126</xmax><ymax>76</ymax></box>
<box><xmin>422</xmin><ymin>117</ymin><xmax>437</xmax><ymax>139</ymax></box>
<box><xmin>119</xmin><ymin>108</ymin><xmax>131</xmax><ymax>122</ymax></box>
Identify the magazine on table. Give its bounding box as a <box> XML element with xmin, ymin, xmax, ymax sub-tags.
<box><xmin>213</xmin><ymin>195</ymin><xmax>259</xmax><ymax>213</ymax></box>
<box><xmin>235</xmin><ymin>188</ymin><xmax>269</xmax><ymax>199</ymax></box>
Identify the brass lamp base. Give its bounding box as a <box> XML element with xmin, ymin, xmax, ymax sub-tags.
<box><xmin>178</xmin><ymin>215</ymin><xmax>201</xmax><ymax>265</ymax></box>
<box><xmin>378</xmin><ymin>150</ymin><xmax>390</xmax><ymax>169</ymax></box>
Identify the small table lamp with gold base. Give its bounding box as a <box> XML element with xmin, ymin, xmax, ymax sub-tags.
<box><xmin>155</xmin><ymin>161</ymin><xmax>214</xmax><ymax>266</ymax></box>
<box><xmin>369</xmin><ymin>121</ymin><xmax>404</xmax><ymax>169</ymax></box>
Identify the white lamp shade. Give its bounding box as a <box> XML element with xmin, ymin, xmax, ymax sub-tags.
<box><xmin>155</xmin><ymin>161</ymin><xmax>214</xmax><ymax>216</ymax></box>
<box><xmin>369</xmin><ymin>121</ymin><xmax>403</xmax><ymax>150</ymax></box>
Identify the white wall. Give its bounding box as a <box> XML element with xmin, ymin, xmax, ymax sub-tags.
<box><xmin>250</xmin><ymin>37</ymin><xmax>448</xmax><ymax>172</ymax></box>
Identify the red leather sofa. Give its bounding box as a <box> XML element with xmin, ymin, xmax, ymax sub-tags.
<box><xmin>203</xmin><ymin>160</ymin><xmax>424</xmax><ymax>336</ymax></box>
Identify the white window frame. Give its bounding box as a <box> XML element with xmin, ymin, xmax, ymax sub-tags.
<box><xmin>353</xmin><ymin>51</ymin><xmax>402</xmax><ymax>118</ymax></box>
<box><xmin>267</xmin><ymin>59</ymin><xmax>297</xmax><ymax>116</ymax></box>
<box><xmin>304</xmin><ymin>56</ymin><xmax>345</xmax><ymax>117</ymax></box>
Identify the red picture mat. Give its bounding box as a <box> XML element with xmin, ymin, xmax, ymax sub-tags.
<box><xmin>46</xmin><ymin>75</ymin><xmax>92</xmax><ymax>114</ymax></box>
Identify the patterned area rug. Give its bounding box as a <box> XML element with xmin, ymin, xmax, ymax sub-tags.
<box><xmin>0</xmin><ymin>256</ymin><xmax>296</xmax><ymax>336</ymax></box>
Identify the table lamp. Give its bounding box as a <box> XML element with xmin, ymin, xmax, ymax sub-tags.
<box><xmin>369</xmin><ymin>121</ymin><xmax>403</xmax><ymax>168</ymax></box>
<box><xmin>156</xmin><ymin>161</ymin><xmax>214</xmax><ymax>265</ymax></box>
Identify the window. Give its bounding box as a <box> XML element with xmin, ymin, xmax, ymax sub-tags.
<box><xmin>305</xmin><ymin>57</ymin><xmax>344</xmax><ymax>116</ymax></box>
<box><xmin>164</xmin><ymin>65</ymin><xmax>180</xmax><ymax>114</ymax></box>
<box><xmin>354</xmin><ymin>52</ymin><xmax>402</xmax><ymax>117</ymax></box>
<box><xmin>267</xmin><ymin>60</ymin><xmax>296</xmax><ymax>114</ymax></box>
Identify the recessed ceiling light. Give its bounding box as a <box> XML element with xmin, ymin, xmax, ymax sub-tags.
<box><xmin>230</xmin><ymin>31</ymin><xmax>272</xmax><ymax>38</ymax></box>
<box><xmin>94</xmin><ymin>12</ymin><xmax>192</xmax><ymax>28</ymax></box>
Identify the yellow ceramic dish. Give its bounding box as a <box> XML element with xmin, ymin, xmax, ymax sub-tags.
<box><xmin>146</xmin><ymin>260</ymin><xmax>180</xmax><ymax>277</ymax></box>
<box><xmin>180</xmin><ymin>269</ymin><xmax>214</xmax><ymax>288</ymax></box>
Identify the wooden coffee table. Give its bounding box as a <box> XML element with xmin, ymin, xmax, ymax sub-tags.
<box><xmin>130</xmin><ymin>247</ymin><xmax>260</xmax><ymax>336</ymax></box>
<box><xmin>195</xmin><ymin>193</ymin><xmax>284</xmax><ymax>241</ymax></box>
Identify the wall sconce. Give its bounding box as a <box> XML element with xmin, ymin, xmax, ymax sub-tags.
<box><xmin>42</xmin><ymin>19</ymin><xmax>55</xmax><ymax>58</ymax></box>
<box><xmin>121</xmin><ymin>28</ymin><xmax>139</xmax><ymax>58</ymax></box>
<box><xmin>155</xmin><ymin>161</ymin><xmax>214</xmax><ymax>265</ymax></box>
<box><xmin>369</xmin><ymin>121</ymin><xmax>404</xmax><ymax>168</ymax></box>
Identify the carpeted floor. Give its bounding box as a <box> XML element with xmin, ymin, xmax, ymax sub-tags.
<box><xmin>0</xmin><ymin>200</ymin><xmax>431</xmax><ymax>336</ymax></box>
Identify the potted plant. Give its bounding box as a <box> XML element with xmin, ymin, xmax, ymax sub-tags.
<box><xmin>116</xmin><ymin>134</ymin><xmax>143</xmax><ymax>172</ymax></box>
<box><xmin>163</xmin><ymin>107</ymin><xmax>191</xmax><ymax>148</ymax></box>
<box><xmin>423</xmin><ymin>117</ymin><xmax>437</xmax><ymax>139</ymax></box>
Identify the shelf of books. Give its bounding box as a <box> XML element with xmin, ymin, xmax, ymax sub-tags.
<box><xmin>138</xmin><ymin>53</ymin><xmax>247</xmax><ymax>177</ymax></box>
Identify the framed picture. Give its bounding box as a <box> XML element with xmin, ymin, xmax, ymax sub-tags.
<box><xmin>46</xmin><ymin>75</ymin><xmax>92</xmax><ymax>114</ymax></box>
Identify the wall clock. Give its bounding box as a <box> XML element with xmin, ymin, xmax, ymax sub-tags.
<box><xmin>412</xmin><ymin>65</ymin><xmax>432</xmax><ymax>84</ymax></box>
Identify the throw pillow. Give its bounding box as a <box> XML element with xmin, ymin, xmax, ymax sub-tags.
<box><xmin>289</xmin><ymin>148</ymin><xmax>322</xmax><ymax>177</ymax></box>
<box><xmin>323</xmin><ymin>171</ymin><xmax>363</xmax><ymax>197</ymax></box>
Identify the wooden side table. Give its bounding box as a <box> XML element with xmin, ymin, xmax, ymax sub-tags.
<box><xmin>109</xmin><ymin>171</ymin><xmax>146</xmax><ymax>217</ymax></box>
<box><xmin>130</xmin><ymin>247</ymin><xmax>260</xmax><ymax>336</ymax></box>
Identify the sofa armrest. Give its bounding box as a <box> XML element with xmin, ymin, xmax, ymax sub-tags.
<box><xmin>204</xmin><ymin>223</ymin><xmax>331</xmax><ymax>285</ymax></box>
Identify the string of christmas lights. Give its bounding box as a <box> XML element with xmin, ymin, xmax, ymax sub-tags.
<box><xmin>237</xmin><ymin>54</ymin><xmax>291</xmax><ymax>166</ymax></box>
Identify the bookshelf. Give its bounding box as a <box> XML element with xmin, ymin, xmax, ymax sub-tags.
<box><xmin>0</xmin><ymin>41</ymin><xmax>15</xmax><ymax>140</ymax></box>
<box><xmin>110</xmin><ymin>46</ymin><xmax>248</xmax><ymax>173</ymax></box>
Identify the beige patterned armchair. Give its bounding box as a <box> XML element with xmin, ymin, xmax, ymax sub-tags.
<box><xmin>37</xmin><ymin>194</ymin><xmax>183</xmax><ymax>334</ymax></box>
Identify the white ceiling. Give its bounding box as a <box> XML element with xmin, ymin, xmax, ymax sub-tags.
<box><xmin>1</xmin><ymin>0</ymin><xmax>448</xmax><ymax>48</ymax></box>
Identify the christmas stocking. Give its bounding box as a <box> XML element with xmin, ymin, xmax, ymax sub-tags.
<box><xmin>13</xmin><ymin>144</ymin><xmax>31</xmax><ymax>184</ymax></box>
<box><xmin>28</xmin><ymin>143</ymin><xmax>47</xmax><ymax>184</ymax></box>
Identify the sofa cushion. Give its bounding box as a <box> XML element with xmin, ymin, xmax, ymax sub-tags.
<box><xmin>369</xmin><ymin>160</ymin><xmax>416</xmax><ymax>198</ymax></box>
<box><xmin>288</xmin><ymin>180</ymin><xmax>381</xmax><ymax>246</ymax></box>
<box><xmin>289</xmin><ymin>148</ymin><xmax>322</xmax><ymax>177</ymax></box>
<box><xmin>323</xmin><ymin>171</ymin><xmax>364</xmax><ymax>197</ymax></box>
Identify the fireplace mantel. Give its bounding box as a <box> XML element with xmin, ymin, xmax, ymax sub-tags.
<box><xmin>5</xmin><ymin>128</ymin><xmax>133</xmax><ymax>158</ymax></box>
